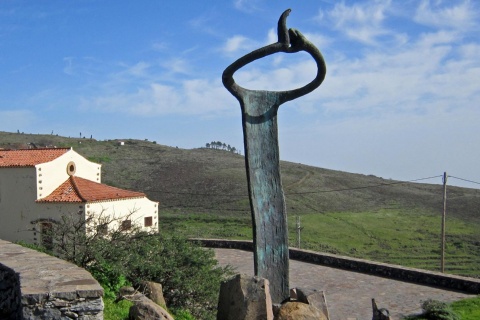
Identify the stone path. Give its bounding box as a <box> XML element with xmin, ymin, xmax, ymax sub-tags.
<box><xmin>214</xmin><ymin>248</ymin><xmax>476</xmax><ymax>320</ymax></box>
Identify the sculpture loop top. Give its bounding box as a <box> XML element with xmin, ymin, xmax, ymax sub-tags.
<box><xmin>222</xmin><ymin>9</ymin><xmax>327</xmax><ymax>106</ymax></box>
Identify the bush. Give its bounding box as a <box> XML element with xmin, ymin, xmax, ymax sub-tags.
<box><xmin>103</xmin><ymin>296</ymin><xmax>132</xmax><ymax>320</ymax></box>
<box><xmin>88</xmin><ymin>261</ymin><xmax>130</xmax><ymax>300</ymax></box>
<box><xmin>114</xmin><ymin>233</ymin><xmax>232</xmax><ymax>320</ymax></box>
<box><xmin>26</xmin><ymin>211</ymin><xmax>232</xmax><ymax>320</ymax></box>
<box><xmin>421</xmin><ymin>299</ymin><xmax>460</xmax><ymax>320</ymax></box>
<box><xmin>171</xmin><ymin>308</ymin><xmax>196</xmax><ymax>320</ymax></box>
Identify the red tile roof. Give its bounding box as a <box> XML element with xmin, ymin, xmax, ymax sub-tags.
<box><xmin>38</xmin><ymin>176</ymin><xmax>146</xmax><ymax>203</ymax></box>
<box><xmin>0</xmin><ymin>148</ymin><xmax>70</xmax><ymax>167</ymax></box>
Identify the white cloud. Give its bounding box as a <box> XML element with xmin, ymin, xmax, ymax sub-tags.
<box><xmin>63</xmin><ymin>57</ymin><xmax>74</xmax><ymax>75</ymax></box>
<box><xmin>322</xmin><ymin>1</ymin><xmax>393</xmax><ymax>45</ymax></box>
<box><xmin>126</xmin><ymin>61</ymin><xmax>151</xmax><ymax>77</ymax></box>
<box><xmin>80</xmin><ymin>77</ymin><xmax>235</xmax><ymax>118</ymax></box>
<box><xmin>234</xmin><ymin>0</ymin><xmax>263</xmax><ymax>13</ymax></box>
<box><xmin>266</xmin><ymin>28</ymin><xmax>276</xmax><ymax>44</ymax></box>
<box><xmin>222</xmin><ymin>35</ymin><xmax>253</xmax><ymax>54</ymax></box>
<box><xmin>414</xmin><ymin>0</ymin><xmax>478</xmax><ymax>30</ymax></box>
<box><xmin>160</xmin><ymin>58</ymin><xmax>189</xmax><ymax>75</ymax></box>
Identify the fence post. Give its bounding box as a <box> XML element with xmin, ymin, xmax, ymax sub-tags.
<box><xmin>441</xmin><ymin>171</ymin><xmax>447</xmax><ymax>273</ymax></box>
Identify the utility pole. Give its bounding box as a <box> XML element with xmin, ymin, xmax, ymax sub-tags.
<box><xmin>441</xmin><ymin>172</ymin><xmax>447</xmax><ymax>273</ymax></box>
<box><xmin>296</xmin><ymin>216</ymin><xmax>303</xmax><ymax>249</ymax></box>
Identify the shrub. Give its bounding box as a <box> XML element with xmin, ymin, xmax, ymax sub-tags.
<box><xmin>103</xmin><ymin>296</ymin><xmax>132</xmax><ymax>320</ymax></box>
<box><xmin>171</xmin><ymin>308</ymin><xmax>196</xmax><ymax>320</ymax></box>
<box><xmin>88</xmin><ymin>261</ymin><xmax>130</xmax><ymax>300</ymax></box>
<box><xmin>116</xmin><ymin>233</ymin><xmax>233</xmax><ymax>320</ymax></box>
<box><xmin>26</xmin><ymin>211</ymin><xmax>232</xmax><ymax>320</ymax></box>
<box><xmin>421</xmin><ymin>299</ymin><xmax>460</xmax><ymax>320</ymax></box>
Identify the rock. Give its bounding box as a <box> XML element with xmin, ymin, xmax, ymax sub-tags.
<box><xmin>275</xmin><ymin>301</ymin><xmax>328</xmax><ymax>320</ymax></box>
<box><xmin>139</xmin><ymin>281</ymin><xmax>166</xmax><ymax>307</ymax></box>
<box><xmin>129</xmin><ymin>295</ymin><xmax>174</xmax><ymax>320</ymax></box>
<box><xmin>117</xmin><ymin>286</ymin><xmax>143</xmax><ymax>303</ymax></box>
<box><xmin>372</xmin><ymin>299</ymin><xmax>391</xmax><ymax>320</ymax></box>
<box><xmin>119</xmin><ymin>286</ymin><xmax>136</xmax><ymax>296</ymax></box>
<box><xmin>294</xmin><ymin>288</ymin><xmax>330</xmax><ymax>319</ymax></box>
<box><xmin>217</xmin><ymin>273</ymin><xmax>274</xmax><ymax>320</ymax></box>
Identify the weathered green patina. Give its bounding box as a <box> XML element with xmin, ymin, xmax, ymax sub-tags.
<box><xmin>222</xmin><ymin>9</ymin><xmax>326</xmax><ymax>303</ymax></box>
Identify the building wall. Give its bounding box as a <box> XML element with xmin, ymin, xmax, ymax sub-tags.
<box><xmin>87</xmin><ymin>197</ymin><xmax>159</xmax><ymax>233</ymax></box>
<box><xmin>31</xmin><ymin>202</ymin><xmax>85</xmax><ymax>246</ymax></box>
<box><xmin>0</xmin><ymin>165</ymin><xmax>82</xmax><ymax>243</ymax></box>
<box><xmin>36</xmin><ymin>149</ymin><xmax>101</xmax><ymax>199</ymax></box>
<box><xmin>0</xmin><ymin>149</ymin><xmax>158</xmax><ymax>244</ymax></box>
<box><xmin>0</xmin><ymin>167</ymin><xmax>39</xmax><ymax>243</ymax></box>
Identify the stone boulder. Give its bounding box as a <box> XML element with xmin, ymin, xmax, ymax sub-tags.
<box><xmin>275</xmin><ymin>301</ymin><xmax>328</xmax><ymax>320</ymax></box>
<box><xmin>217</xmin><ymin>273</ymin><xmax>274</xmax><ymax>320</ymax></box>
<box><xmin>293</xmin><ymin>288</ymin><xmax>330</xmax><ymax>319</ymax></box>
<box><xmin>138</xmin><ymin>281</ymin><xmax>166</xmax><ymax>307</ymax></box>
<box><xmin>129</xmin><ymin>295</ymin><xmax>174</xmax><ymax>320</ymax></box>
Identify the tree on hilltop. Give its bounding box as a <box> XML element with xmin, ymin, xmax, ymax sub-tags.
<box><xmin>204</xmin><ymin>140</ymin><xmax>241</xmax><ymax>154</ymax></box>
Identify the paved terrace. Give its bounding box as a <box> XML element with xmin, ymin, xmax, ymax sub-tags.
<box><xmin>214</xmin><ymin>248</ymin><xmax>478</xmax><ymax>320</ymax></box>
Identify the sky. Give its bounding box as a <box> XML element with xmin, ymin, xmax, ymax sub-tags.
<box><xmin>0</xmin><ymin>0</ymin><xmax>479</xmax><ymax>189</ymax></box>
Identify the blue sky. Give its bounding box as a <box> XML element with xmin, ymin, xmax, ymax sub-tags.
<box><xmin>1</xmin><ymin>0</ymin><xmax>479</xmax><ymax>188</ymax></box>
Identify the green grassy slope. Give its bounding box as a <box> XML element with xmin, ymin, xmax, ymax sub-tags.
<box><xmin>2</xmin><ymin>131</ymin><xmax>479</xmax><ymax>276</ymax></box>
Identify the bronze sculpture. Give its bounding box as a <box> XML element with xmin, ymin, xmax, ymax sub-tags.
<box><xmin>222</xmin><ymin>9</ymin><xmax>326</xmax><ymax>303</ymax></box>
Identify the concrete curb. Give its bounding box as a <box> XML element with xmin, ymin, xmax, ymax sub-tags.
<box><xmin>191</xmin><ymin>238</ymin><xmax>480</xmax><ymax>294</ymax></box>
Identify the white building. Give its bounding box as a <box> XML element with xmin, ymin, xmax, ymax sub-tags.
<box><xmin>0</xmin><ymin>148</ymin><xmax>158</xmax><ymax>246</ymax></box>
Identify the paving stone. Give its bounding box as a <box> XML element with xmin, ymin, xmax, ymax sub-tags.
<box><xmin>215</xmin><ymin>248</ymin><xmax>476</xmax><ymax>320</ymax></box>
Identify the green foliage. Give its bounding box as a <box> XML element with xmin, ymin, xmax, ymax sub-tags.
<box><xmin>116</xmin><ymin>233</ymin><xmax>233</xmax><ymax>320</ymax></box>
<box><xmin>204</xmin><ymin>140</ymin><xmax>238</xmax><ymax>153</ymax></box>
<box><xmin>29</xmin><ymin>211</ymin><xmax>231</xmax><ymax>320</ymax></box>
<box><xmin>103</xmin><ymin>296</ymin><xmax>132</xmax><ymax>320</ymax></box>
<box><xmin>404</xmin><ymin>299</ymin><xmax>462</xmax><ymax>320</ymax></box>
<box><xmin>88</xmin><ymin>262</ymin><xmax>130</xmax><ymax>300</ymax></box>
<box><xmin>171</xmin><ymin>308</ymin><xmax>196</xmax><ymax>320</ymax></box>
<box><xmin>420</xmin><ymin>299</ymin><xmax>460</xmax><ymax>320</ymax></box>
<box><xmin>88</xmin><ymin>155</ymin><xmax>111</xmax><ymax>163</ymax></box>
<box><xmin>16</xmin><ymin>241</ymin><xmax>52</xmax><ymax>255</ymax></box>
<box><xmin>94</xmin><ymin>233</ymin><xmax>231</xmax><ymax>319</ymax></box>
<box><xmin>451</xmin><ymin>296</ymin><xmax>480</xmax><ymax>320</ymax></box>
<box><xmin>163</xmin><ymin>209</ymin><xmax>480</xmax><ymax>277</ymax></box>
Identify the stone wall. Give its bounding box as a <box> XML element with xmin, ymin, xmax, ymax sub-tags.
<box><xmin>192</xmin><ymin>238</ymin><xmax>480</xmax><ymax>294</ymax></box>
<box><xmin>0</xmin><ymin>239</ymin><xmax>104</xmax><ymax>319</ymax></box>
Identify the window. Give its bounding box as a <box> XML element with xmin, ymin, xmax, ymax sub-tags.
<box><xmin>120</xmin><ymin>219</ymin><xmax>132</xmax><ymax>231</ymax></box>
<box><xmin>66</xmin><ymin>161</ymin><xmax>76</xmax><ymax>176</ymax></box>
<box><xmin>144</xmin><ymin>216</ymin><xmax>153</xmax><ymax>227</ymax></box>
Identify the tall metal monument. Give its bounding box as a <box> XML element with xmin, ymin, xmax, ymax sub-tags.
<box><xmin>222</xmin><ymin>9</ymin><xmax>326</xmax><ymax>303</ymax></box>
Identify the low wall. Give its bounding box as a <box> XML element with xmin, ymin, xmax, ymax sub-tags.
<box><xmin>193</xmin><ymin>238</ymin><xmax>480</xmax><ymax>294</ymax></box>
<box><xmin>0</xmin><ymin>240</ymin><xmax>104</xmax><ymax>319</ymax></box>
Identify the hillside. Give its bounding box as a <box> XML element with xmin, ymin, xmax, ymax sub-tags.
<box><xmin>2</xmin><ymin>131</ymin><xmax>479</xmax><ymax>221</ymax></box>
<box><xmin>2</xmin><ymin>131</ymin><xmax>480</xmax><ymax>276</ymax></box>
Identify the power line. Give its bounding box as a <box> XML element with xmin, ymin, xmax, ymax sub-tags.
<box><xmin>285</xmin><ymin>175</ymin><xmax>443</xmax><ymax>195</ymax></box>
<box><xmin>449</xmin><ymin>176</ymin><xmax>480</xmax><ymax>186</ymax></box>
<box><xmin>149</xmin><ymin>190</ymin><xmax>247</xmax><ymax>197</ymax></box>
<box><xmin>148</xmin><ymin>175</ymin><xmax>443</xmax><ymax>198</ymax></box>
